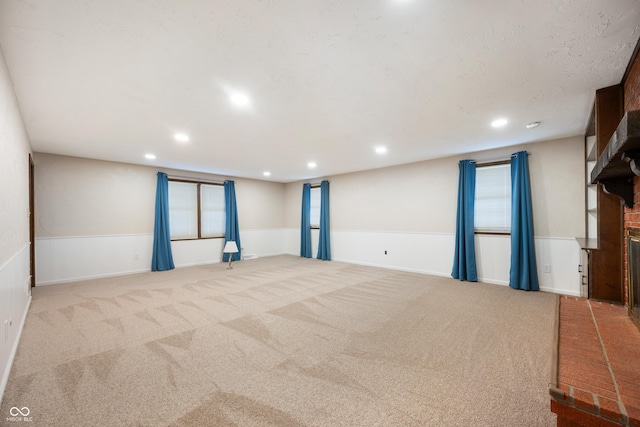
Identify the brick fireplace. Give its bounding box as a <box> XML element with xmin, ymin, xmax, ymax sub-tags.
<box><xmin>623</xmin><ymin>51</ymin><xmax>640</xmax><ymax>325</ymax></box>
<box><xmin>625</xmin><ymin>181</ymin><xmax>640</xmax><ymax>328</ymax></box>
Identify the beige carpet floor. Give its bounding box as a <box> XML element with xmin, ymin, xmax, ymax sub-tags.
<box><xmin>1</xmin><ymin>255</ymin><xmax>557</xmax><ymax>426</ymax></box>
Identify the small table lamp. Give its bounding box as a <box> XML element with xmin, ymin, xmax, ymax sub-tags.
<box><xmin>223</xmin><ymin>241</ymin><xmax>239</xmax><ymax>269</ymax></box>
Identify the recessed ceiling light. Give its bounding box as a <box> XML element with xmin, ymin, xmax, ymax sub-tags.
<box><xmin>491</xmin><ymin>118</ymin><xmax>508</xmax><ymax>128</ymax></box>
<box><xmin>375</xmin><ymin>146</ymin><xmax>388</xmax><ymax>155</ymax></box>
<box><xmin>145</xmin><ymin>153</ymin><xmax>156</xmax><ymax>160</ymax></box>
<box><xmin>263</xmin><ymin>171</ymin><xmax>271</xmax><ymax>177</ymax></box>
<box><xmin>174</xmin><ymin>133</ymin><xmax>190</xmax><ymax>142</ymax></box>
<box><xmin>229</xmin><ymin>92</ymin><xmax>251</xmax><ymax>108</ymax></box>
<box><xmin>307</xmin><ymin>162</ymin><xmax>317</xmax><ymax>169</ymax></box>
<box><xmin>526</xmin><ymin>121</ymin><xmax>541</xmax><ymax>129</ymax></box>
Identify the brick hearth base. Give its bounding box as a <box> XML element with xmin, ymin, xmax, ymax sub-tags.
<box><xmin>550</xmin><ymin>296</ymin><xmax>640</xmax><ymax>426</ymax></box>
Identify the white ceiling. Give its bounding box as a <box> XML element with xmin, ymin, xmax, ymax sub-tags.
<box><xmin>1</xmin><ymin>0</ymin><xmax>639</xmax><ymax>183</ymax></box>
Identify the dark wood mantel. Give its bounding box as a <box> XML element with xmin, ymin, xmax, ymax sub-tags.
<box><xmin>591</xmin><ymin>110</ymin><xmax>640</xmax><ymax>207</ymax></box>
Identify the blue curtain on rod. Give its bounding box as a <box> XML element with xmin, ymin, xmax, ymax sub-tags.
<box><xmin>300</xmin><ymin>183</ymin><xmax>312</xmax><ymax>258</ymax></box>
<box><xmin>223</xmin><ymin>180</ymin><xmax>242</xmax><ymax>262</ymax></box>
<box><xmin>151</xmin><ymin>172</ymin><xmax>175</xmax><ymax>271</ymax></box>
<box><xmin>510</xmin><ymin>151</ymin><xmax>539</xmax><ymax>291</ymax></box>
<box><xmin>317</xmin><ymin>180</ymin><xmax>331</xmax><ymax>260</ymax></box>
<box><xmin>451</xmin><ymin>160</ymin><xmax>477</xmax><ymax>281</ymax></box>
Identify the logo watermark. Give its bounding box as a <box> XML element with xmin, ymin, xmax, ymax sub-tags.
<box><xmin>6</xmin><ymin>407</ymin><xmax>32</xmax><ymax>422</ymax></box>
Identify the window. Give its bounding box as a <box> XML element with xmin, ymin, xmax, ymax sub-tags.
<box><xmin>200</xmin><ymin>184</ymin><xmax>225</xmax><ymax>238</ymax></box>
<box><xmin>310</xmin><ymin>186</ymin><xmax>321</xmax><ymax>228</ymax></box>
<box><xmin>168</xmin><ymin>180</ymin><xmax>225</xmax><ymax>240</ymax></box>
<box><xmin>475</xmin><ymin>163</ymin><xmax>511</xmax><ymax>233</ymax></box>
<box><xmin>169</xmin><ymin>181</ymin><xmax>198</xmax><ymax>239</ymax></box>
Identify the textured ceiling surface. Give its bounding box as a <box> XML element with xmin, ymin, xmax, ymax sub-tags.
<box><xmin>1</xmin><ymin>0</ymin><xmax>639</xmax><ymax>182</ymax></box>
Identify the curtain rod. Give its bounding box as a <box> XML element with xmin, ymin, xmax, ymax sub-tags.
<box><xmin>167</xmin><ymin>174</ymin><xmax>225</xmax><ymax>185</ymax></box>
<box><xmin>471</xmin><ymin>152</ymin><xmax>530</xmax><ymax>166</ymax></box>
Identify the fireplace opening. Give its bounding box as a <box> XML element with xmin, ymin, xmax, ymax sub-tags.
<box><xmin>628</xmin><ymin>236</ymin><xmax>640</xmax><ymax>324</ymax></box>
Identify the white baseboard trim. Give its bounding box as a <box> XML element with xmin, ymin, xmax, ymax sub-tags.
<box><xmin>0</xmin><ymin>295</ymin><xmax>31</xmax><ymax>406</ymax></box>
<box><xmin>332</xmin><ymin>256</ymin><xmax>452</xmax><ymax>278</ymax></box>
<box><xmin>36</xmin><ymin>230</ymin><xmax>289</xmax><ymax>286</ymax></box>
<box><xmin>174</xmin><ymin>260</ymin><xmax>219</xmax><ymax>269</ymax></box>
<box><xmin>540</xmin><ymin>286</ymin><xmax>580</xmax><ymax>297</ymax></box>
<box><xmin>289</xmin><ymin>252</ymin><xmax>580</xmax><ymax>297</ymax></box>
<box><xmin>476</xmin><ymin>279</ymin><xmax>580</xmax><ymax>296</ymax></box>
<box><xmin>36</xmin><ymin>268</ymin><xmax>151</xmax><ymax>286</ymax></box>
<box><xmin>37</xmin><ymin>260</ymin><xmax>225</xmax><ymax>286</ymax></box>
<box><xmin>479</xmin><ymin>278</ymin><xmax>509</xmax><ymax>286</ymax></box>
<box><xmin>36</xmin><ymin>253</ymin><xmax>293</xmax><ymax>286</ymax></box>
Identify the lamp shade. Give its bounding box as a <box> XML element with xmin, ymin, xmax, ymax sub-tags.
<box><xmin>223</xmin><ymin>241</ymin><xmax>239</xmax><ymax>253</ymax></box>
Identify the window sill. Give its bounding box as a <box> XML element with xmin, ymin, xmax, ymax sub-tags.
<box><xmin>474</xmin><ymin>231</ymin><xmax>511</xmax><ymax>236</ymax></box>
<box><xmin>170</xmin><ymin>236</ymin><xmax>225</xmax><ymax>241</ymax></box>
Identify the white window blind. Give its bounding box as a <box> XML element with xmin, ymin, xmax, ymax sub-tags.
<box><xmin>475</xmin><ymin>164</ymin><xmax>511</xmax><ymax>232</ymax></box>
<box><xmin>200</xmin><ymin>184</ymin><xmax>225</xmax><ymax>237</ymax></box>
<box><xmin>168</xmin><ymin>181</ymin><xmax>198</xmax><ymax>239</ymax></box>
<box><xmin>310</xmin><ymin>187</ymin><xmax>321</xmax><ymax>227</ymax></box>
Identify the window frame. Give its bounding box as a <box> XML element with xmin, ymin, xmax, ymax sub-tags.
<box><xmin>168</xmin><ymin>178</ymin><xmax>226</xmax><ymax>241</ymax></box>
<box><xmin>474</xmin><ymin>159</ymin><xmax>511</xmax><ymax>236</ymax></box>
<box><xmin>310</xmin><ymin>184</ymin><xmax>321</xmax><ymax>230</ymax></box>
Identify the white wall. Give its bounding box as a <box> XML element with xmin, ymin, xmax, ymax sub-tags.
<box><xmin>0</xmin><ymin>45</ymin><xmax>32</xmax><ymax>403</ymax></box>
<box><xmin>284</xmin><ymin>136</ymin><xmax>585</xmax><ymax>296</ymax></box>
<box><xmin>34</xmin><ymin>153</ymin><xmax>287</xmax><ymax>285</ymax></box>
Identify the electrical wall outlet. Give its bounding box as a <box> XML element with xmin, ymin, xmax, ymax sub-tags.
<box><xmin>543</xmin><ymin>265</ymin><xmax>551</xmax><ymax>273</ymax></box>
<box><xmin>5</xmin><ymin>319</ymin><xmax>12</xmax><ymax>342</ymax></box>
